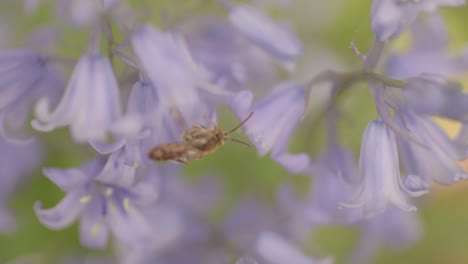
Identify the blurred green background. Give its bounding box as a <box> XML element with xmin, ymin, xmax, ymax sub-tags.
<box><xmin>1</xmin><ymin>0</ymin><xmax>468</xmax><ymax>263</ymax></box>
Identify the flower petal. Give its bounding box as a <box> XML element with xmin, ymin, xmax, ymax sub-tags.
<box><xmin>271</xmin><ymin>152</ymin><xmax>309</xmax><ymax>174</ymax></box>
<box><xmin>43</xmin><ymin>167</ymin><xmax>89</xmax><ymax>191</ymax></box>
<box><xmin>255</xmin><ymin>231</ymin><xmax>334</xmax><ymax>264</ymax></box>
<box><xmin>79</xmin><ymin>202</ymin><xmax>109</xmax><ymax>249</ymax></box>
<box><xmin>106</xmin><ymin>199</ymin><xmax>154</xmax><ymax>249</ymax></box>
<box><xmin>343</xmin><ymin>120</ymin><xmax>417</xmax><ymax>217</ymax></box>
<box><xmin>229</xmin><ymin>5</ymin><xmax>303</xmax><ymax>62</ymax></box>
<box><xmin>34</xmin><ymin>191</ymin><xmax>84</xmax><ymax>229</ymax></box>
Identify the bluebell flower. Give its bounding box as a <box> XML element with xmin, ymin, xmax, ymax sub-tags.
<box><xmin>400</xmin><ymin>74</ymin><xmax>468</xmax><ymax>123</ymax></box>
<box><xmin>223</xmin><ymin>197</ymin><xmax>276</xmax><ymax>250</ymax></box>
<box><xmin>0</xmin><ymin>49</ymin><xmax>63</xmax><ymax>143</ymax></box>
<box><xmin>386</xmin><ymin>14</ymin><xmax>468</xmax><ymax>79</ymax></box>
<box><xmin>350</xmin><ymin>206</ymin><xmax>422</xmax><ymax>264</ymax></box>
<box><xmin>90</xmin><ymin>81</ymin><xmax>158</xmax><ymax>168</ymax></box>
<box><xmin>228</xmin><ymin>4</ymin><xmax>304</xmax><ymax>69</ymax></box>
<box><xmin>32</xmin><ymin>53</ymin><xmax>122</xmax><ymax>143</ymax></box>
<box><xmin>181</xmin><ymin>17</ymin><xmax>277</xmax><ymax>91</ymax></box>
<box><xmin>115</xmin><ymin>202</ymin><xmax>185</xmax><ymax>264</ymax></box>
<box><xmin>34</xmin><ymin>151</ymin><xmax>159</xmax><ymax>249</ymax></box>
<box><xmin>230</xmin><ymin>81</ymin><xmax>309</xmax><ymax>173</ymax></box>
<box><xmin>371</xmin><ymin>0</ymin><xmax>465</xmax><ymax>41</ymax></box>
<box><xmin>54</xmin><ymin>0</ymin><xmax>121</xmax><ymax>27</ymax></box>
<box><xmin>397</xmin><ymin>109</ymin><xmax>468</xmax><ymax>185</ymax></box>
<box><xmin>131</xmin><ymin>25</ymin><xmax>228</xmax><ymax>126</ymax></box>
<box><xmin>342</xmin><ymin>120</ymin><xmax>421</xmax><ymax>217</ymax></box>
<box><xmin>254</xmin><ymin>231</ymin><xmax>334</xmax><ymax>264</ymax></box>
<box><xmin>304</xmin><ymin>147</ymin><xmax>362</xmax><ymax>225</ymax></box>
<box><xmin>0</xmin><ymin>139</ymin><xmax>42</xmax><ymax>233</ymax></box>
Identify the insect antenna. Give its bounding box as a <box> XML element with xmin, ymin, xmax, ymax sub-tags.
<box><xmin>225</xmin><ymin>137</ymin><xmax>252</xmax><ymax>148</ymax></box>
<box><xmin>225</xmin><ymin>112</ymin><xmax>254</xmax><ymax>135</ymax></box>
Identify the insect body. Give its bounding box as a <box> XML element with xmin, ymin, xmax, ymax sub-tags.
<box><xmin>149</xmin><ymin>112</ymin><xmax>254</xmax><ymax>164</ymax></box>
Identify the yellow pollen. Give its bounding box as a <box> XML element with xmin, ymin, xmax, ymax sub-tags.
<box><xmin>79</xmin><ymin>196</ymin><xmax>91</xmax><ymax>204</ymax></box>
<box><xmin>104</xmin><ymin>187</ymin><xmax>113</xmax><ymax>197</ymax></box>
<box><xmin>123</xmin><ymin>198</ymin><xmax>132</xmax><ymax>212</ymax></box>
<box><xmin>133</xmin><ymin>162</ymin><xmax>139</xmax><ymax>168</ymax></box>
<box><xmin>91</xmin><ymin>223</ymin><xmax>100</xmax><ymax>236</ymax></box>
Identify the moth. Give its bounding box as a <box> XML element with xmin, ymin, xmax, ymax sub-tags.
<box><xmin>148</xmin><ymin>112</ymin><xmax>254</xmax><ymax>164</ymax></box>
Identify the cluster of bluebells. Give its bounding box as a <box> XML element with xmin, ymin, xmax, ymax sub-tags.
<box><xmin>1</xmin><ymin>0</ymin><xmax>468</xmax><ymax>263</ymax></box>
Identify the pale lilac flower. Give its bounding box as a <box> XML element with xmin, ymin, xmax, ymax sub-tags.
<box><xmin>228</xmin><ymin>4</ymin><xmax>303</xmax><ymax>69</ymax></box>
<box><xmin>254</xmin><ymin>231</ymin><xmax>334</xmax><ymax>264</ymax></box>
<box><xmin>90</xmin><ymin>81</ymin><xmax>158</xmax><ymax>167</ymax></box>
<box><xmin>230</xmin><ymin>81</ymin><xmax>309</xmax><ymax>173</ymax></box>
<box><xmin>223</xmin><ymin>197</ymin><xmax>276</xmax><ymax>250</ymax></box>
<box><xmin>0</xmin><ymin>139</ymin><xmax>42</xmax><ymax>233</ymax></box>
<box><xmin>350</xmin><ymin>206</ymin><xmax>423</xmax><ymax>264</ymax></box>
<box><xmin>305</xmin><ymin>147</ymin><xmax>362</xmax><ymax>226</ymax></box>
<box><xmin>397</xmin><ymin>109</ymin><xmax>468</xmax><ymax>185</ymax></box>
<box><xmin>115</xmin><ymin>202</ymin><xmax>184</xmax><ymax>264</ymax></box>
<box><xmin>55</xmin><ymin>0</ymin><xmax>121</xmax><ymax>27</ymax></box>
<box><xmin>342</xmin><ymin>120</ymin><xmax>421</xmax><ymax>217</ymax></box>
<box><xmin>34</xmin><ymin>151</ymin><xmax>158</xmax><ymax>249</ymax></box>
<box><xmin>131</xmin><ymin>25</ymin><xmax>227</xmax><ymax>125</ymax></box>
<box><xmin>371</xmin><ymin>0</ymin><xmax>465</xmax><ymax>41</ymax></box>
<box><xmin>181</xmin><ymin>17</ymin><xmax>277</xmax><ymax>91</ymax></box>
<box><xmin>401</xmin><ymin>74</ymin><xmax>468</xmax><ymax>123</ymax></box>
<box><xmin>0</xmin><ymin>49</ymin><xmax>63</xmax><ymax>142</ymax></box>
<box><xmin>386</xmin><ymin>14</ymin><xmax>468</xmax><ymax>79</ymax></box>
<box><xmin>32</xmin><ymin>53</ymin><xmax>122</xmax><ymax>142</ymax></box>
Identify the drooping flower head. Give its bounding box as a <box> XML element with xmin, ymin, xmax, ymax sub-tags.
<box><xmin>371</xmin><ymin>0</ymin><xmax>465</xmax><ymax>41</ymax></box>
<box><xmin>34</xmin><ymin>150</ymin><xmax>158</xmax><ymax>249</ymax></box>
<box><xmin>0</xmin><ymin>138</ymin><xmax>42</xmax><ymax>233</ymax></box>
<box><xmin>397</xmin><ymin>109</ymin><xmax>468</xmax><ymax>185</ymax></box>
<box><xmin>400</xmin><ymin>75</ymin><xmax>468</xmax><ymax>123</ymax></box>
<box><xmin>228</xmin><ymin>4</ymin><xmax>304</xmax><ymax>70</ymax></box>
<box><xmin>230</xmin><ymin>81</ymin><xmax>309</xmax><ymax>173</ymax></box>
<box><xmin>131</xmin><ymin>25</ymin><xmax>224</xmax><ymax>124</ymax></box>
<box><xmin>180</xmin><ymin>17</ymin><xmax>277</xmax><ymax>91</ymax></box>
<box><xmin>385</xmin><ymin>14</ymin><xmax>468</xmax><ymax>79</ymax></box>
<box><xmin>32</xmin><ymin>53</ymin><xmax>122</xmax><ymax>142</ymax></box>
<box><xmin>342</xmin><ymin>120</ymin><xmax>423</xmax><ymax>217</ymax></box>
<box><xmin>0</xmin><ymin>49</ymin><xmax>63</xmax><ymax>142</ymax></box>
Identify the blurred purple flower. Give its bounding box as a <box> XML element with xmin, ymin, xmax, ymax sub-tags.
<box><xmin>230</xmin><ymin>81</ymin><xmax>309</xmax><ymax>173</ymax></box>
<box><xmin>254</xmin><ymin>231</ymin><xmax>334</xmax><ymax>264</ymax></box>
<box><xmin>342</xmin><ymin>120</ymin><xmax>422</xmax><ymax>217</ymax></box>
<box><xmin>223</xmin><ymin>197</ymin><xmax>276</xmax><ymax>250</ymax></box>
<box><xmin>55</xmin><ymin>0</ymin><xmax>121</xmax><ymax>27</ymax></box>
<box><xmin>371</xmin><ymin>0</ymin><xmax>465</xmax><ymax>41</ymax></box>
<box><xmin>304</xmin><ymin>147</ymin><xmax>362</xmax><ymax>226</ymax></box>
<box><xmin>32</xmin><ymin>53</ymin><xmax>122</xmax><ymax>143</ymax></box>
<box><xmin>397</xmin><ymin>109</ymin><xmax>468</xmax><ymax>185</ymax></box>
<box><xmin>34</xmin><ymin>151</ymin><xmax>159</xmax><ymax>249</ymax></box>
<box><xmin>350</xmin><ymin>206</ymin><xmax>423</xmax><ymax>264</ymax></box>
<box><xmin>90</xmin><ymin>81</ymin><xmax>158</xmax><ymax>168</ymax></box>
<box><xmin>181</xmin><ymin>17</ymin><xmax>277</xmax><ymax>91</ymax></box>
<box><xmin>386</xmin><ymin>14</ymin><xmax>468</xmax><ymax>79</ymax></box>
<box><xmin>0</xmin><ymin>49</ymin><xmax>63</xmax><ymax>143</ymax></box>
<box><xmin>400</xmin><ymin>74</ymin><xmax>468</xmax><ymax>123</ymax></box>
<box><xmin>115</xmin><ymin>202</ymin><xmax>184</xmax><ymax>264</ymax></box>
<box><xmin>131</xmin><ymin>25</ymin><xmax>229</xmax><ymax>125</ymax></box>
<box><xmin>0</xmin><ymin>139</ymin><xmax>42</xmax><ymax>233</ymax></box>
<box><xmin>228</xmin><ymin>4</ymin><xmax>303</xmax><ymax>70</ymax></box>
